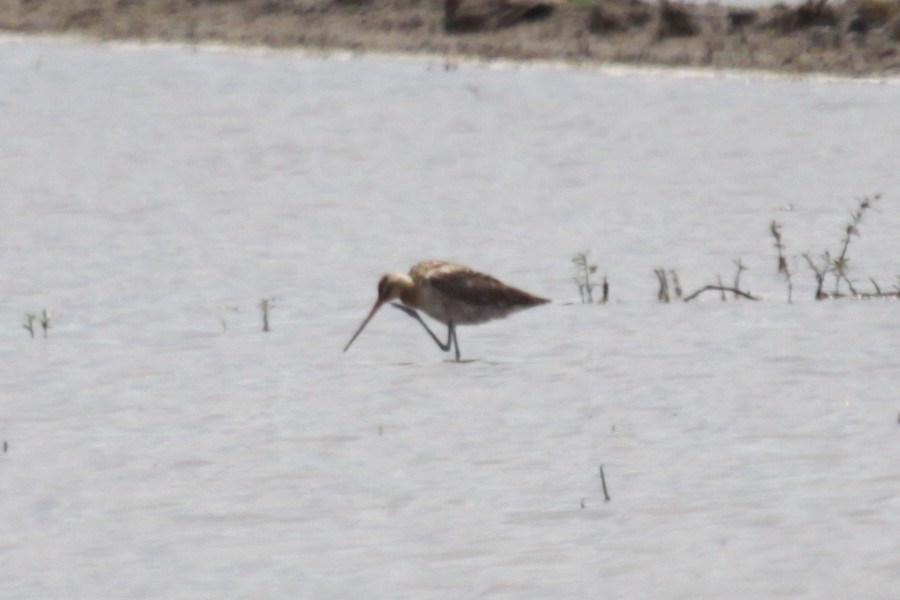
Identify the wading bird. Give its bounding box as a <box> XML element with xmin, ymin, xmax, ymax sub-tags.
<box><xmin>343</xmin><ymin>260</ymin><xmax>549</xmax><ymax>362</ymax></box>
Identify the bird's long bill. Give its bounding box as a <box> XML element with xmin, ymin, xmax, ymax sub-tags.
<box><xmin>343</xmin><ymin>298</ymin><xmax>385</xmax><ymax>353</ymax></box>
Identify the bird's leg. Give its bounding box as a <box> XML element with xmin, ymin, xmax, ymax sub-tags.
<box><xmin>449</xmin><ymin>322</ymin><xmax>461</xmax><ymax>362</ymax></box>
<box><xmin>390</xmin><ymin>303</ymin><xmax>452</xmax><ymax>352</ymax></box>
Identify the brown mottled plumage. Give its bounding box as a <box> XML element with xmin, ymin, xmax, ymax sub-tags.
<box><xmin>344</xmin><ymin>260</ymin><xmax>549</xmax><ymax>361</ymax></box>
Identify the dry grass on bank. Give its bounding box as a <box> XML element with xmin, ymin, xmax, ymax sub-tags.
<box><xmin>0</xmin><ymin>0</ymin><xmax>898</xmax><ymax>75</ymax></box>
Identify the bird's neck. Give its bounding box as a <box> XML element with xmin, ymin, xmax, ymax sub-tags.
<box><xmin>396</xmin><ymin>276</ymin><xmax>419</xmax><ymax>308</ymax></box>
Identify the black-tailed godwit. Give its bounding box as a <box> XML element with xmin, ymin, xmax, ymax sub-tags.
<box><xmin>343</xmin><ymin>260</ymin><xmax>549</xmax><ymax>361</ymax></box>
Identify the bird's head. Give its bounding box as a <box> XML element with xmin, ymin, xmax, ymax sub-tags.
<box><xmin>375</xmin><ymin>272</ymin><xmax>409</xmax><ymax>304</ymax></box>
<box><xmin>344</xmin><ymin>271</ymin><xmax>413</xmax><ymax>353</ymax></box>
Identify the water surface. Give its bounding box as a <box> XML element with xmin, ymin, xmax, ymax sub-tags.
<box><xmin>1</xmin><ymin>38</ymin><xmax>899</xmax><ymax>599</ymax></box>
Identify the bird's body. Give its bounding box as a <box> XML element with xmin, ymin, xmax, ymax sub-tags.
<box><xmin>344</xmin><ymin>260</ymin><xmax>549</xmax><ymax>361</ymax></box>
<box><xmin>398</xmin><ymin>260</ymin><xmax>548</xmax><ymax>325</ymax></box>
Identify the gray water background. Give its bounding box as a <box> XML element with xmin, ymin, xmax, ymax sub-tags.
<box><xmin>1</xmin><ymin>37</ymin><xmax>899</xmax><ymax>598</ymax></box>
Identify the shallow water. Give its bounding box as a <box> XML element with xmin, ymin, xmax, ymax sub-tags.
<box><xmin>1</xmin><ymin>38</ymin><xmax>899</xmax><ymax>598</ymax></box>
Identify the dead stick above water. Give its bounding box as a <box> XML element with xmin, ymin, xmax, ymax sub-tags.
<box><xmin>654</xmin><ymin>269</ymin><xmax>670</xmax><ymax>303</ymax></box>
<box><xmin>683</xmin><ymin>285</ymin><xmax>760</xmax><ymax>302</ymax></box>
<box><xmin>669</xmin><ymin>270</ymin><xmax>683</xmax><ymax>299</ymax></box>
<box><xmin>600</xmin><ymin>464</ymin><xmax>611</xmax><ymax>502</ymax></box>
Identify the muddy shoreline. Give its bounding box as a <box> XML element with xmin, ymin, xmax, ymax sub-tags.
<box><xmin>1</xmin><ymin>0</ymin><xmax>898</xmax><ymax>76</ymax></box>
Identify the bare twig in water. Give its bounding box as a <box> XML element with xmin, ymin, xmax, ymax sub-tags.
<box><xmin>832</xmin><ymin>195</ymin><xmax>876</xmax><ymax>296</ymax></box>
<box><xmin>785</xmin><ymin>266</ymin><xmax>794</xmax><ymax>304</ymax></box>
<box><xmin>803</xmin><ymin>252</ymin><xmax>830</xmax><ymax>300</ymax></box>
<box><xmin>572</xmin><ymin>251</ymin><xmax>604</xmax><ymax>304</ymax></box>
<box><xmin>804</xmin><ymin>195</ymin><xmax>880</xmax><ymax>300</ymax></box>
<box><xmin>23</xmin><ymin>314</ymin><xmax>36</xmax><ymax>338</ymax></box>
<box><xmin>669</xmin><ymin>269</ymin><xmax>683</xmax><ymax>300</ymax></box>
<box><xmin>572</xmin><ymin>252</ymin><xmax>592</xmax><ymax>303</ymax></box>
<box><xmin>599</xmin><ymin>464</ymin><xmax>611</xmax><ymax>502</ymax></box>
<box><xmin>732</xmin><ymin>259</ymin><xmax>748</xmax><ymax>300</ymax></box>
<box><xmin>855</xmin><ymin>277</ymin><xmax>900</xmax><ymax>299</ymax></box>
<box><xmin>654</xmin><ymin>268</ymin><xmax>670</xmax><ymax>303</ymax></box>
<box><xmin>259</xmin><ymin>298</ymin><xmax>275</xmax><ymax>332</ymax></box>
<box><xmin>40</xmin><ymin>309</ymin><xmax>51</xmax><ymax>338</ymax></box>
<box><xmin>802</xmin><ymin>195</ymin><xmax>897</xmax><ymax>300</ymax></box>
<box><xmin>870</xmin><ymin>278</ymin><xmax>882</xmax><ymax>295</ymax></box>
<box><xmin>683</xmin><ymin>285</ymin><xmax>760</xmax><ymax>302</ymax></box>
<box><xmin>770</xmin><ymin>221</ymin><xmax>793</xmax><ymax>303</ymax></box>
<box><xmin>770</xmin><ymin>220</ymin><xmax>788</xmax><ymax>274</ymax></box>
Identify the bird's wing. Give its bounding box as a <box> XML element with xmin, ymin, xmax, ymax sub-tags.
<box><xmin>425</xmin><ymin>265</ymin><xmax>543</xmax><ymax>308</ymax></box>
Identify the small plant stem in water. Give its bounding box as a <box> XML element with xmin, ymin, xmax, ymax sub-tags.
<box><xmin>23</xmin><ymin>314</ymin><xmax>36</xmax><ymax>338</ymax></box>
<box><xmin>40</xmin><ymin>309</ymin><xmax>51</xmax><ymax>338</ymax></box>
<box><xmin>600</xmin><ymin>464</ymin><xmax>611</xmax><ymax>502</ymax></box>
<box><xmin>259</xmin><ymin>298</ymin><xmax>275</xmax><ymax>332</ymax></box>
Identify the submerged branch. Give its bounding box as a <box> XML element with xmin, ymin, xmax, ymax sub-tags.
<box><xmin>683</xmin><ymin>285</ymin><xmax>760</xmax><ymax>302</ymax></box>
